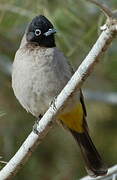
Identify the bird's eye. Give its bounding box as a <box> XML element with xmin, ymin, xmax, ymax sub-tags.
<box><xmin>35</xmin><ymin>29</ymin><xmax>41</xmax><ymax>36</ymax></box>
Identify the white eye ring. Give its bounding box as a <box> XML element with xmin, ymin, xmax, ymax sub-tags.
<box><xmin>35</xmin><ymin>29</ymin><xmax>41</xmax><ymax>36</ymax></box>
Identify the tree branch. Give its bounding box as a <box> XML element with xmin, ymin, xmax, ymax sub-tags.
<box><xmin>0</xmin><ymin>5</ymin><xmax>117</xmax><ymax>180</ymax></box>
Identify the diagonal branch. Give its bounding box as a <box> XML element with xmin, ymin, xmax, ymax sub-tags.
<box><xmin>0</xmin><ymin>5</ymin><xmax>117</xmax><ymax>180</ymax></box>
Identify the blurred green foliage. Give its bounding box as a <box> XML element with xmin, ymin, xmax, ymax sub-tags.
<box><xmin>0</xmin><ymin>0</ymin><xmax>117</xmax><ymax>179</ymax></box>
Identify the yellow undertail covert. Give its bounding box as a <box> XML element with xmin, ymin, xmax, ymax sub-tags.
<box><xmin>59</xmin><ymin>103</ymin><xmax>84</xmax><ymax>133</ymax></box>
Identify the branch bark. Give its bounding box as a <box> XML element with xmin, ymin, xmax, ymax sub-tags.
<box><xmin>0</xmin><ymin>3</ymin><xmax>117</xmax><ymax>180</ymax></box>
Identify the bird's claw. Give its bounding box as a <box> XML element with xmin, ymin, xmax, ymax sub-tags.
<box><xmin>33</xmin><ymin>115</ymin><xmax>42</xmax><ymax>135</ymax></box>
<box><xmin>50</xmin><ymin>96</ymin><xmax>57</xmax><ymax>111</ymax></box>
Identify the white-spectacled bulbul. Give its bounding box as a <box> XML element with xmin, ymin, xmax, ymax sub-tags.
<box><xmin>12</xmin><ymin>15</ymin><xmax>108</xmax><ymax>177</ymax></box>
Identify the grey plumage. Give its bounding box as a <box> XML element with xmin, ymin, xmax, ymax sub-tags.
<box><xmin>12</xmin><ymin>38</ymin><xmax>73</xmax><ymax>117</ymax></box>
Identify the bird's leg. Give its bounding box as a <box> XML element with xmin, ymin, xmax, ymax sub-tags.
<box><xmin>50</xmin><ymin>96</ymin><xmax>57</xmax><ymax>111</ymax></box>
<box><xmin>33</xmin><ymin>114</ymin><xmax>43</xmax><ymax>134</ymax></box>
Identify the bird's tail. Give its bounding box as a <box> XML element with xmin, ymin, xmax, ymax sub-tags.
<box><xmin>70</xmin><ymin>129</ymin><xmax>108</xmax><ymax>177</ymax></box>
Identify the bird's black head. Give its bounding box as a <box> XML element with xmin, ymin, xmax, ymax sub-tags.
<box><xmin>26</xmin><ymin>15</ymin><xmax>56</xmax><ymax>47</ymax></box>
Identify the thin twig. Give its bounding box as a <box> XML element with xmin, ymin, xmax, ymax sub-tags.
<box><xmin>86</xmin><ymin>0</ymin><xmax>113</xmax><ymax>18</ymax></box>
<box><xmin>0</xmin><ymin>161</ymin><xmax>7</xmax><ymax>165</ymax></box>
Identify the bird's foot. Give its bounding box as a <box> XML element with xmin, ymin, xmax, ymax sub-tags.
<box><xmin>50</xmin><ymin>96</ymin><xmax>57</xmax><ymax>111</ymax></box>
<box><xmin>33</xmin><ymin>115</ymin><xmax>43</xmax><ymax>135</ymax></box>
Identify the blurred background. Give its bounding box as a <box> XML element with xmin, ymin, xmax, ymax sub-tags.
<box><xmin>0</xmin><ymin>0</ymin><xmax>117</xmax><ymax>179</ymax></box>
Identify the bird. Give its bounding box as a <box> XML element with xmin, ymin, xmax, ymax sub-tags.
<box><xmin>12</xmin><ymin>15</ymin><xmax>108</xmax><ymax>177</ymax></box>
